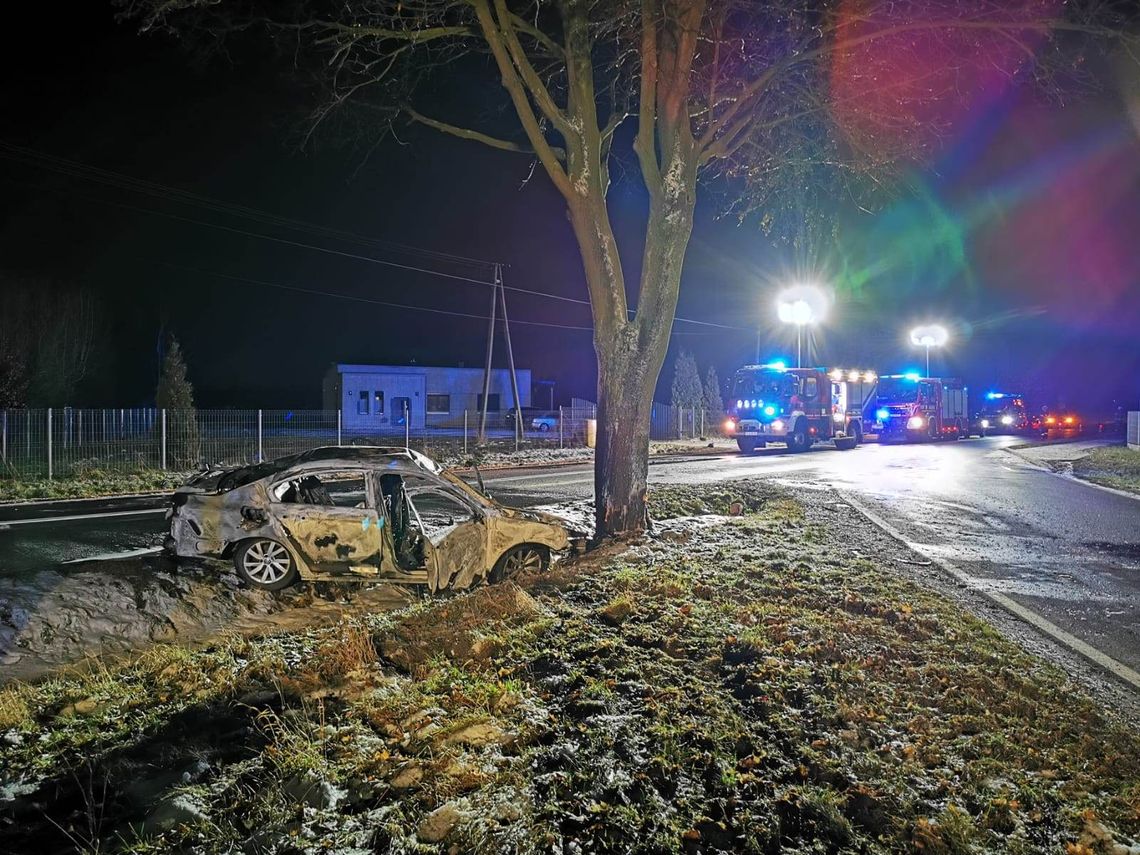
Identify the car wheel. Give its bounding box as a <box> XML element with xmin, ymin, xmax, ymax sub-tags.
<box><xmin>538</xmin><ymin>423</ymin><xmax>550</xmax><ymax>432</ymax></box>
<box><xmin>850</xmin><ymin>422</ymin><xmax>863</xmax><ymax>446</ymax></box>
<box><xmin>234</xmin><ymin>538</ymin><xmax>299</xmax><ymax>591</ymax></box>
<box><xmin>489</xmin><ymin>544</ymin><xmax>549</xmax><ymax>584</ymax></box>
<box><xmin>788</xmin><ymin>422</ymin><xmax>810</xmax><ymax>453</ymax></box>
<box><xmin>736</xmin><ymin>437</ymin><xmax>757</xmax><ymax>454</ymax></box>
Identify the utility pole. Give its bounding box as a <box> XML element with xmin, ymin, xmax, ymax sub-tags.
<box><xmin>497</xmin><ymin>265</ymin><xmax>524</xmax><ymax>450</ymax></box>
<box><xmin>477</xmin><ymin>272</ymin><xmax>498</xmax><ymax>443</ymax></box>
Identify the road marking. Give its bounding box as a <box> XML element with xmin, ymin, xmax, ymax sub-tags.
<box><xmin>0</xmin><ymin>508</ymin><xmax>167</xmax><ymax>528</ymax></box>
<box><xmin>838</xmin><ymin>489</ymin><xmax>1140</xmax><ymax>692</ymax></box>
<box><xmin>62</xmin><ymin>546</ymin><xmax>164</xmax><ymax>564</ymax></box>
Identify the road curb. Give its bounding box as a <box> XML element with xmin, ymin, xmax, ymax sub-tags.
<box><xmin>836</xmin><ymin>489</ymin><xmax>1140</xmax><ymax>693</ymax></box>
<box><xmin>1002</xmin><ymin>448</ymin><xmax>1140</xmax><ymax>504</ymax></box>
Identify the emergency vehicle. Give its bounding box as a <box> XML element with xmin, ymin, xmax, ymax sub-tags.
<box><xmin>725</xmin><ymin>362</ymin><xmax>877</xmax><ymax>453</ymax></box>
<box><xmin>872</xmin><ymin>374</ymin><xmax>968</xmax><ymax>442</ymax></box>
<box><xmin>976</xmin><ymin>392</ymin><xmax>1029</xmax><ymax>435</ymax></box>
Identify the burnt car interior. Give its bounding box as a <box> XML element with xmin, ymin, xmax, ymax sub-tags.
<box><xmin>380</xmin><ymin>473</ymin><xmax>426</xmax><ymax>570</ymax></box>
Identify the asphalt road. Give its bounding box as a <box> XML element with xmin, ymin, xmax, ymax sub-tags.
<box><xmin>2</xmin><ymin>437</ymin><xmax>1138</xmax><ymax>683</ymax></box>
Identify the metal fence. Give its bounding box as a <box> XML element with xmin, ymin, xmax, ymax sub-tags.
<box><xmin>1129</xmin><ymin>411</ymin><xmax>1139</xmax><ymax>450</ymax></box>
<box><xmin>0</xmin><ymin>401</ymin><xmax>731</xmax><ymax>480</ymax></box>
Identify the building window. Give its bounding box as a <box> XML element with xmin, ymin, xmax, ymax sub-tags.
<box><xmin>477</xmin><ymin>393</ymin><xmax>501</xmax><ymax>412</ymax></box>
<box><xmin>426</xmin><ymin>394</ymin><xmax>450</xmax><ymax>415</ymax></box>
<box><xmin>374</xmin><ymin>391</ymin><xmax>385</xmax><ymax>414</ymax></box>
<box><xmin>357</xmin><ymin>391</ymin><xmax>369</xmax><ymax>415</ymax></box>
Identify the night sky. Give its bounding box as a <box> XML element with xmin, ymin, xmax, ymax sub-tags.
<box><xmin>2</xmin><ymin>2</ymin><xmax>1138</xmax><ymax>413</ymax></box>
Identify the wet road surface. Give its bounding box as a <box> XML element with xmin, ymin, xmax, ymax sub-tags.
<box><xmin>2</xmin><ymin>437</ymin><xmax>1137</xmax><ymax>681</ymax></box>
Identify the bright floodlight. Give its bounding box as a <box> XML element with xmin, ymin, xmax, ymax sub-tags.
<box><xmin>777</xmin><ymin>284</ymin><xmax>828</xmax><ymax>327</ymax></box>
<box><xmin>776</xmin><ymin>283</ymin><xmax>829</xmax><ymax>367</ymax></box>
<box><xmin>909</xmin><ymin>323</ymin><xmax>949</xmax><ymax>375</ymax></box>
<box><xmin>909</xmin><ymin>324</ymin><xmax>949</xmax><ymax>348</ymax></box>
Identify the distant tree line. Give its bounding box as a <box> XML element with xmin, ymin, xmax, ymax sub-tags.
<box><xmin>0</xmin><ymin>275</ymin><xmax>104</xmax><ymax>408</ymax></box>
<box><xmin>670</xmin><ymin>351</ymin><xmax>723</xmax><ymax>416</ymax></box>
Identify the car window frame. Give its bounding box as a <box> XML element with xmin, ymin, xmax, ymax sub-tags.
<box><xmin>267</xmin><ymin>467</ymin><xmax>376</xmax><ymax>511</ymax></box>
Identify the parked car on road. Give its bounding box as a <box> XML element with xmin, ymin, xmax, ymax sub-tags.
<box><xmin>165</xmin><ymin>447</ymin><xmax>571</xmax><ymax>593</ymax></box>
<box><xmin>531</xmin><ymin>414</ymin><xmax>558</xmax><ymax>432</ymax></box>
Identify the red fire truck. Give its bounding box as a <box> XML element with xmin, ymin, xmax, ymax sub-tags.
<box><xmin>726</xmin><ymin>363</ymin><xmax>877</xmax><ymax>453</ymax></box>
<box><xmin>872</xmin><ymin>374</ymin><xmax>969</xmax><ymax>442</ymax></box>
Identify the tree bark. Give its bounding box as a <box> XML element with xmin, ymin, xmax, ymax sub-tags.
<box><xmin>583</xmin><ymin>157</ymin><xmax>697</xmax><ymax>539</ymax></box>
<box><xmin>594</xmin><ymin>337</ymin><xmax>657</xmax><ymax>537</ymax></box>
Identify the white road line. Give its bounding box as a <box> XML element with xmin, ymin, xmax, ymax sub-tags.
<box><xmin>62</xmin><ymin>546</ymin><xmax>164</xmax><ymax>564</ymax></box>
<box><xmin>0</xmin><ymin>508</ymin><xmax>167</xmax><ymax>528</ymax></box>
<box><xmin>838</xmin><ymin>489</ymin><xmax>1140</xmax><ymax>692</ymax></box>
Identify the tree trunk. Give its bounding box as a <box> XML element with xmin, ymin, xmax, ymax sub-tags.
<box><xmin>594</xmin><ymin>340</ymin><xmax>657</xmax><ymax>538</ymax></box>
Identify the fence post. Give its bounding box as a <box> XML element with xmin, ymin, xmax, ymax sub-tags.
<box><xmin>257</xmin><ymin>409</ymin><xmax>263</xmax><ymax>462</ymax></box>
<box><xmin>559</xmin><ymin>405</ymin><xmax>563</xmax><ymax>449</ymax></box>
<box><xmin>46</xmin><ymin>408</ymin><xmax>53</xmax><ymax>480</ymax></box>
<box><xmin>1</xmin><ymin>410</ymin><xmax>6</xmax><ymax>464</ymax></box>
<box><xmin>463</xmin><ymin>410</ymin><xmax>468</xmax><ymax>456</ymax></box>
<box><xmin>337</xmin><ymin>409</ymin><xmax>342</xmax><ymax>447</ymax></box>
<box><xmin>404</xmin><ymin>401</ymin><xmax>410</xmax><ymax>451</ymax></box>
<box><xmin>515</xmin><ymin>410</ymin><xmax>520</xmax><ymax>453</ymax></box>
<box><xmin>161</xmin><ymin>409</ymin><xmax>167</xmax><ymax>470</ymax></box>
<box><xmin>700</xmin><ymin>408</ymin><xmax>705</xmax><ymax>437</ymax></box>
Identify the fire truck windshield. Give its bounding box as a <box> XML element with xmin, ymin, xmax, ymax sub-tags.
<box><xmin>876</xmin><ymin>377</ymin><xmax>922</xmax><ymax>404</ymax></box>
<box><xmin>733</xmin><ymin>369</ymin><xmax>796</xmax><ymax>402</ymax></box>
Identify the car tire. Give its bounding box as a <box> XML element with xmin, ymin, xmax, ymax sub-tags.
<box><xmin>736</xmin><ymin>437</ymin><xmax>757</xmax><ymax>454</ymax></box>
<box><xmin>538</xmin><ymin>423</ymin><xmax>550</xmax><ymax>432</ymax></box>
<box><xmin>850</xmin><ymin>422</ymin><xmax>863</xmax><ymax>446</ymax></box>
<box><xmin>788</xmin><ymin>421</ymin><xmax>810</xmax><ymax>453</ymax></box>
<box><xmin>489</xmin><ymin>544</ymin><xmax>549</xmax><ymax>584</ymax></box>
<box><xmin>234</xmin><ymin>538</ymin><xmax>299</xmax><ymax>591</ymax></box>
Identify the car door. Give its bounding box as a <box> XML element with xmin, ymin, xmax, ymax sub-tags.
<box><xmin>404</xmin><ymin>481</ymin><xmax>488</xmax><ymax>592</ymax></box>
<box><xmin>268</xmin><ymin>469</ymin><xmax>383</xmax><ymax>577</ymax></box>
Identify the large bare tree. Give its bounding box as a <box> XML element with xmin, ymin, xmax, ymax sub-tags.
<box><xmin>121</xmin><ymin>0</ymin><xmax>1136</xmax><ymax>537</ymax></box>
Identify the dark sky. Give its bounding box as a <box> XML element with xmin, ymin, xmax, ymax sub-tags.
<box><xmin>2</xmin><ymin>2</ymin><xmax>1138</xmax><ymax>413</ymax></box>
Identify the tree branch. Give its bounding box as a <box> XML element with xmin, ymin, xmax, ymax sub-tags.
<box><xmin>471</xmin><ymin>0</ymin><xmax>573</xmax><ymax>197</ymax></box>
<box><xmin>404</xmin><ymin>105</ymin><xmax>565</xmax><ymax>159</ymax></box>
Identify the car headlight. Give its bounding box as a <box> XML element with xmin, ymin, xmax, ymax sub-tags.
<box><xmin>771</xmin><ymin>419</ymin><xmax>785</xmax><ymax>431</ymax></box>
<box><xmin>724</xmin><ymin>419</ymin><xmax>736</xmax><ymax>433</ymax></box>
<box><xmin>1000</xmin><ymin>415</ymin><xmax>1014</xmax><ymax>425</ymax></box>
<box><xmin>980</xmin><ymin>419</ymin><xmax>990</xmax><ymax>428</ymax></box>
<box><xmin>875</xmin><ymin>408</ymin><xmax>890</xmax><ymax>421</ymax></box>
<box><xmin>907</xmin><ymin>416</ymin><xmax>925</xmax><ymax>429</ymax></box>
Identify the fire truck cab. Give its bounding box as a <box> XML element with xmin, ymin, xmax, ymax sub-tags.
<box><xmin>873</xmin><ymin>374</ymin><xmax>968</xmax><ymax>442</ymax></box>
<box><xmin>726</xmin><ymin>363</ymin><xmax>876</xmax><ymax>453</ymax></box>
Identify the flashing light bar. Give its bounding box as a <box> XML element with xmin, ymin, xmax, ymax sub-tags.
<box><xmin>829</xmin><ymin>369</ymin><xmax>879</xmax><ymax>383</ymax></box>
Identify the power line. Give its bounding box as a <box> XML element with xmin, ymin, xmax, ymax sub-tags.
<box><xmin>0</xmin><ymin>140</ymin><xmax>492</xmax><ymax>270</ymax></box>
<box><xmin>0</xmin><ymin>143</ymin><xmax>748</xmax><ymax>331</ymax></box>
<box><xmin>154</xmin><ymin>261</ymin><xmax>722</xmax><ymax>336</ymax></box>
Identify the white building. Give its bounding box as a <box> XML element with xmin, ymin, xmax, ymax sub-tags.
<box><xmin>323</xmin><ymin>364</ymin><xmax>531</xmax><ymax>430</ymax></box>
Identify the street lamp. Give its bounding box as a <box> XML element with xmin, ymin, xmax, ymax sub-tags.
<box><xmin>777</xmin><ymin>284</ymin><xmax>828</xmax><ymax>368</ymax></box>
<box><xmin>909</xmin><ymin>324</ymin><xmax>949</xmax><ymax>376</ymax></box>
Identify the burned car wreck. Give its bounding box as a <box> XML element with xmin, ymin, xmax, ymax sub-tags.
<box><xmin>165</xmin><ymin>447</ymin><xmax>570</xmax><ymax>592</ymax></box>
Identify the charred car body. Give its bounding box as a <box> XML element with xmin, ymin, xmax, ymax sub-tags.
<box><xmin>165</xmin><ymin>447</ymin><xmax>570</xmax><ymax>592</ymax></box>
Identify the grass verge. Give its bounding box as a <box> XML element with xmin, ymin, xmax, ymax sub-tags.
<box><xmin>1</xmin><ymin>482</ymin><xmax>1138</xmax><ymax>853</ymax></box>
<box><xmin>0</xmin><ymin>468</ymin><xmax>185</xmax><ymax>502</ymax></box>
<box><xmin>1072</xmin><ymin>446</ymin><xmax>1140</xmax><ymax>496</ymax></box>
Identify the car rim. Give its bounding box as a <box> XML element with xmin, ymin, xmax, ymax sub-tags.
<box><xmin>244</xmin><ymin>540</ymin><xmax>291</xmax><ymax>584</ymax></box>
<box><xmin>503</xmin><ymin>547</ymin><xmax>544</xmax><ymax>577</ymax></box>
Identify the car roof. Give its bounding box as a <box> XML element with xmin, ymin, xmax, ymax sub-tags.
<box><xmin>214</xmin><ymin>446</ymin><xmax>444</xmax><ymax>491</ymax></box>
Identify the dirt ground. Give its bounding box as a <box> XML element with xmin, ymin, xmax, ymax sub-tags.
<box><xmin>2</xmin><ymin>481</ymin><xmax>1138</xmax><ymax>854</ymax></box>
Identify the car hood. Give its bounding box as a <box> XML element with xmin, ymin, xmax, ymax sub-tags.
<box><xmin>499</xmin><ymin>506</ymin><xmax>566</xmax><ymax>527</ymax></box>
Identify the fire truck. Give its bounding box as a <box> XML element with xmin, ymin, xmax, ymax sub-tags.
<box><xmin>976</xmin><ymin>391</ymin><xmax>1030</xmax><ymax>435</ymax></box>
<box><xmin>872</xmin><ymin>374</ymin><xmax>969</xmax><ymax>442</ymax></box>
<box><xmin>725</xmin><ymin>362</ymin><xmax>877</xmax><ymax>453</ymax></box>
